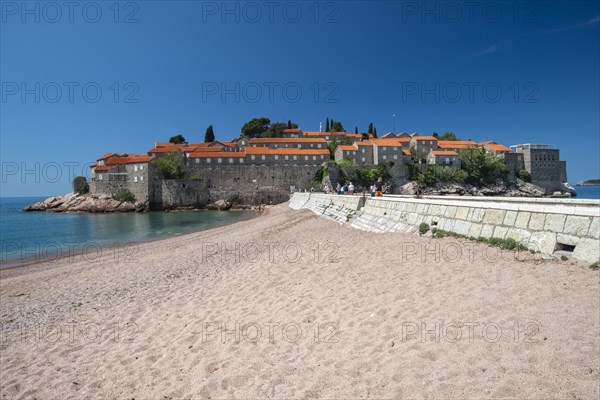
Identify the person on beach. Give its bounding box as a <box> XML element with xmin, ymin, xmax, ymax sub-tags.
<box><xmin>342</xmin><ymin>184</ymin><xmax>348</xmax><ymax>195</ymax></box>
<box><xmin>336</xmin><ymin>183</ymin><xmax>341</xmax><ymax>195</ymax></box>
<box><xmin>375</xmin><ymin>177</ymin><xmax>383</xmax><ymax>197</ymax></box>
<box><xmin>348</xmin><ymin>182</ymin><xmax>355</xmax><ymax>195</ymax></box>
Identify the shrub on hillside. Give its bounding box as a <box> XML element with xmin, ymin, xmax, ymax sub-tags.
<box><xmin>518</xmin><ymin>169</ymin><xmax>532</xmax><ymax>183</ymax></box>
<box><xmin>113</xmin><ymin>189</ymin><xmax>135</xmax><ymax>202</ymax></box>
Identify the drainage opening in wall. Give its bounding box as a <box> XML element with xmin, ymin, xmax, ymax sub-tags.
<box><xmin>554</xmin><ymin>242</ymin><xmax>576</xmax><ymax>253</ymax></box>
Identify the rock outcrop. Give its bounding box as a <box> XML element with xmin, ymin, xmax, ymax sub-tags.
<box><xmin>23</xmin><ymin>193</ymin><xmax>146</xmax><ymax>213</ymax></box>
<box><xmin>395</xmin><ymin>180</ymin><xmax>572</xmax><ymax>197</ymax></box>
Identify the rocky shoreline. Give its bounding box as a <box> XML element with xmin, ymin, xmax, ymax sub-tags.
<box><xmin>22</xmin><ymin>193</ymin><xmax>267</xmax><ymax>213</ymax></box>
<box><xmin>24</xmin><ymin>180</ymin><xmax>577</xmax><ymax>214</ymax></box>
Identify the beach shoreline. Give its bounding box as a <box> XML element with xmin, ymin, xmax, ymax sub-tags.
<box><xmin>1</xmin><ymin>202</ymin><xmax>598</xmax><ymax>399</ymax></box>
<box><xmin>0</xmin><ymin>208</ymin><xmax>263</xmax><ymax>275</ymax></box>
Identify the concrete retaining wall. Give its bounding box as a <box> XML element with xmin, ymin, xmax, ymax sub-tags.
<box><xmin>290</xmin><ymin>193</ymin><xmax>600</xmax><ymax>264</ymax></box>
<box><xmin>289</xmin><ymin>193</ymin><xmax>364</xmax><ymax>224</ymax></box>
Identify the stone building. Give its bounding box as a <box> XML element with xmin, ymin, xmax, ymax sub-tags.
<box><xmin>409</xmin><ymin>136</ymin><xmax>438</xmax><ymax>161</ymax></box>
<box><xmin>90</xmin><ymin>153</ymin><xmax>156</xmax><ymax>202</ymax></box>
<box><xmin>426</xmin><ymin>150</ymin><xmax>461</xmax><ymax>168</ymax></box>
<box><xmin>511</xmin><ymin>144</ymin><xmax>568</xmax><ymax>191</ymax></box>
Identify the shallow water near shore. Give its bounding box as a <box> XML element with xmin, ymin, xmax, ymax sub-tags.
<box><xmin>0</xmin><ymin>197</ymin><xmax>257</xmax><ymax>266</ymax></box>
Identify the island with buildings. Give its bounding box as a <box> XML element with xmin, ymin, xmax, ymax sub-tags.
<box><xmin>24</xmin><ymin>126</ymin><xmax>575</xmax><ymax>212</ymax></box>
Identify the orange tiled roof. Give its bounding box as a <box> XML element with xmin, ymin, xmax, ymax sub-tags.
<box><xmin>185</xmin><ymin>147</ymin><xmax>224</xmax><ymax>153</ymax></box>
<box><xmin>249</xmin><ymin>138</ymin><xmax>326</xmax><ymax>144</ymax></box>
<box><xmin>302</xmin><ymin>131</ymin><xmax>345</xmax><ymax>137</ymax></box>
<box><xmin>96</xmin><ymin>152</ymin><xmax>115</xmax><ymax>161</ymax></box>
<box><xmin>105</xmin><ymin>154</ymin><xmax>154</xmax><ymax>165</ymax></box>
<box><xmin>431</xmin><ymin>150</ymin><xmax>458</xmax><ymax>156</ymax></box>
<box><xmin>402</xmin><ymin>149</ymin><xmax>412</xmax><ymax>156</ymax></box>
<box><xmin>413</xmin><ymin>136</ymin><xmax>437</xmax><ymax>141</ymax></box>
<box><xmin>371</xmin><ymin>139</ymin><xmax>409</xmax><ymax>146</ymax></box>
<box><xmin>245</xmin><ymin>147</ymin><xmax>329</xmax><ymax>156</ymax></box>
<box><xmin>94</xmin><ymin>165</ymin><xmax>115</xmax><ymax>171</ymax></box>
<box><xmin>482</xmin><ymin>143</ymin><xmax>512</xmax><ymax>152</ymax></box>
<box><xmin>282</xmin><ymin>128</ymin><xmax>301</xmax><ymax>133</ymax></box>
<box><xmin>148</xmin><ymin>147</ymin><xmax>183</xmax><ymax>154</ymax></box>
<box><xmin>344</xmin><ymin>134</ymin><xmax>363</xmax><ymax>139</ymax></box>
<box><xmin>338</xmin><ymin>145</ymin><xmax>358</xmax><ymax>151</ymax></box>
<box><xmin>189</xmin><ymin>151</ymin><xmax>245</xmax><ymax>158</ymax></box>
<box><xmin>356</xmin><ymin>140</ymin><xmax>374</xmax><ymax>146</ymax></box>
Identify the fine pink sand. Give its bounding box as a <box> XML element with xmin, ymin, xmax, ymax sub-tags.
<box><xmin>1</xmin><ymin>204</ymin><xmax>598</xmax><ymax>399</ymax></box>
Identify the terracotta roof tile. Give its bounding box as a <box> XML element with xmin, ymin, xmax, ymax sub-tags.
<box><xmin>249</xmin><ymin>138</ymin><xmax>326</xmax><ymax>144</ymax></box>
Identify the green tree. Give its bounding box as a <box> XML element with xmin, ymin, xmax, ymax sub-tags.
<box><xmin>265</xmin><ymin>122</ymin><xmax>288</xmax><ymax>138</ymax></box>
<box><xmin>354</xmin><ymin>126</ymin><xmax>358</xmax><ymax>134</ymax></box>
<box><xmin>331</xmin><ymin>120</ymin><xmax>344</xmax><ymax>132</ymax></box>
<box><xmin>151</xmin><ymin>152</ymin><xmax>186</xmax><ymax>179</ymax></box>
<box><xmin>439</xmin><ymin>131</ymin><xmax>459</xmax><ymax>141</ymax></box>
<box><xmin>432</xmin><ymin>132</ymin><xmax>439</xmax><ymax>138</ymax></box>
<box><xmin>368</xmin><ymin>123</ymin><xmax>373</xmax><ymax>135</ymax></box>
<box><xmin>459</xmin><ymin>147</ymin><xmax>509</xmax><ymax>186</ymax></box>
<box><xmin>325</xmin><ymin>118</ymin><xmax>330</xmax><ymax>132</ymax></box>
<box><xmin>169</xmin><ymin>134</ymin><xmax>187</xmax><ymax>144</ymax></box>
<box><xmin>73</xmin><ymin>176</ymin><xmax>89</xmax><ymax>195</ymax></box>
<box><xmin>287</xmin><ymin>120</ymin><xmax>292</xmax><ymax>129</ymax></box>
<box><xmin>241</xmin><ymin>117</ymin><xmax>270</xmax><ymax>138</ymax></box>
<box><xmin>373</xmin><ymin>127</ymin><xmax>377</xmax><ymax>138</ymax></box>
<box><xmin>204</xmin><ymin>125</ymin><xmax>215</xmax><ymax>142</ymax></box>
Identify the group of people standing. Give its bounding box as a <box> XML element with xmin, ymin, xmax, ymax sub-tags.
<box><xmin>335</xmin><ymin>177</ymin><xmax>383</xmax><ymax>197</ymax></box>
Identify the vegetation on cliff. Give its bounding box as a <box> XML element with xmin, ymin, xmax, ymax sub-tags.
<box><xmin>151</xmin><ymin>152</ymin><xmax>186</xmax><ymax>179</ymax></box>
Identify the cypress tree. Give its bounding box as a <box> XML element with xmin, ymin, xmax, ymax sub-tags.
<box><xmin>354</xmin><ymin>126</ymin><xmax>358</xmax><ymax>134</ymax></box>
<box><xmin>368</xmin><ymin>123</ymin><xmax>373</xmax><ymax>135</ymax></box>
<box><xmin>204</xmin><ymin>125</ymin><xmax>215</xmax><ymax>142</ymax></box>
<box><xmin>373</xmin><ymin>127</ymin><xmax>378</xmax><ymax>138</ymax></box>
<box><xmin>287</xmin><ymin>120</ymin><xmax>292</xmax><ymax>129</ymax></box>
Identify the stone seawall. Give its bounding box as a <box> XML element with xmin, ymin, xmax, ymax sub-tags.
<box><xmin>290</xmin><ymin>193</ymin><xmax>600</xmax><ymax>264</ymax></box>
<box><xmin>289</xmin><ymin>193</ymin><xmax>364</xmax><ymax>224</ymax></box>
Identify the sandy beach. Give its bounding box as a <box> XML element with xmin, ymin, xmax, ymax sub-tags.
<box><xmin>1</xmin><ymin>203</ymin><xmax>598</xmax><ymax>399</ymax></box>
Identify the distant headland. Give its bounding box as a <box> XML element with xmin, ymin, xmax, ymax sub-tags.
<box><xmin>576</xmin><ymin>180</ymin><xmax>600</xmax><ymax>186</ymax></box>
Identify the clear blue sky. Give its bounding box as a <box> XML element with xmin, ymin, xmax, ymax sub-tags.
<box><xmin>1</xmin><ymin>0</ymin><xmax>598</xmax><ymax>196</ymax></box>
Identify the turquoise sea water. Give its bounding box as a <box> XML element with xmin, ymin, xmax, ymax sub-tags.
<box><xmin>0</xmin><ymin>197</ymin><xmax>256</xmax><ymax>266</ymax></box>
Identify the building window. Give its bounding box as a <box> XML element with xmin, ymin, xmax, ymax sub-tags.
<box><xmin>261</xmin><ymin>155</ymin><xmax>266</xmax><ymax>160</ymax></box>
<box><xmin>141</xmin><ymin>176</ymin><xmax>144</xmax><ymax>182</ymax></box>
<box><xmin>99</xmin><ymin>174</ymin><xmax>103</xmax><ymax>180</ymax></box>
<box><xmin>134</xmin><ymin>176</ymin><xmax>138</xmax><ymax>183</ymax></box>
<box><xmin>304</xmin><ymin>155</ymin><xmax>309</xmax><ymax>160</ymax></box>
<box><xmin>310</xmin><ymin>144</ymin><xmax>314</xmax><ymax>148</ymax></box>
<box><xmin>313</xmin><ymin>156</ymin><xmax>316</xmax><ymax>160</ymax></box>
<box><xmin>274</xmin><ymin>155</ymin><xmax>279</xmax><ymax>160</ymax></box>
<box><xmin>195</xmin><ymin>158</ymin><xmax>199</xmax><ymax>164</ymax></box>
<box><xmin>293</xmin><ymin>155</ymin><xmax>297</xmax><ymax>160</ymax></box>
<box><xmin>134</xmin><ymin>165</ymin><xmax>138</xmax><ymax>172</ymax></box>
<box><xmin>361</xmin><ymin>157</ymin><xmax>365</xmax><ymax>162</ymax></box>
<box><xmin>362</xmin><ymin>149</ymin><xmax>365</xmax><ymax>153</ymax></box>
<box><xmin>383</xmin><ymin>147</ymin><xmax>387</xmax><ymax>151</ymax></box>
<box><xmin>239</xmin><ymin>158</ymin><xmax>244</xmax><ymax>163</ymax></box>
<box><xmin>393</xmin><ymin>155</ymin><xmax>398</xmax><ymax>160</ymax></box>
<box><xmin>140</xmin><ymin>165</ymin><xmax>143</xmax><ymax>170</ymax></box>
<box><xmin>229</xmin><ymin>158</ymin><xmax>234</xmax><ymax>163</ymax></box>
<box><xmin>207</xmin><ymin>158</ymin><xmax>211</xmax><ymax>163</ymax></box>
<box><xmin>321</xmin><ymin>155</ymin><xmax>324</xmax><ymax>159</ymax></box>
<box><xmin>218</xmin><ymin>158</ymin><xmax>222</xmax><ymax>163</ymax></box>
<box><xmin>317</xmin><ymin>144</ymin><xmax>321</xmax><ymax>148</ymax></box>
<box><xmin>251</xmin><ymin>155</ymin><xmax>255</xmax><ymax>160</ymax></box>
<box><xmin>298</xmin><ymin>144</ymin><xmax>302</xmax><ymax>148</ymax></box>
<box><xmin>285</xmin><ymin>155</ymin><xmax>289</xmax><ymax>160</ymax></box>
<box><xmin>383</xmin><ymin>155</ymin><xmax>387</xmax><ymax>160</ymax></box>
